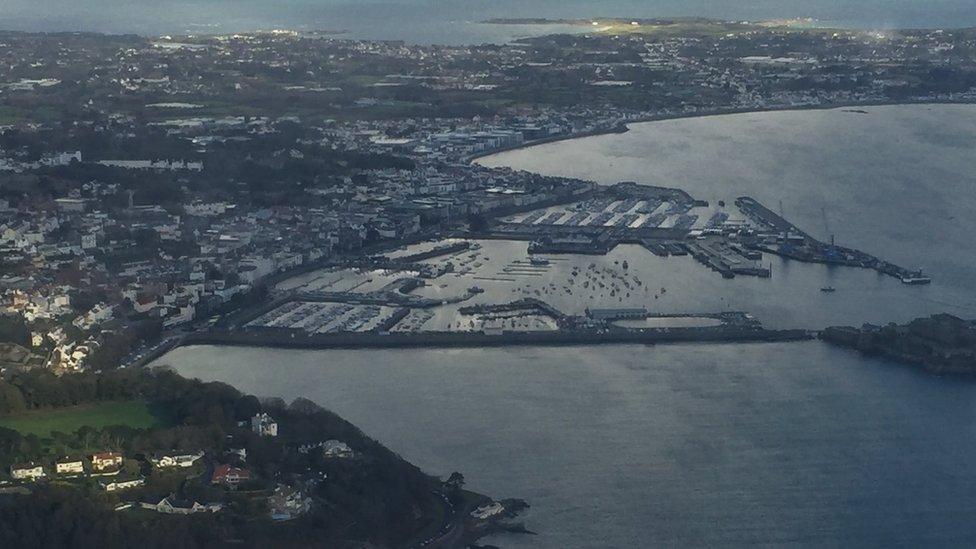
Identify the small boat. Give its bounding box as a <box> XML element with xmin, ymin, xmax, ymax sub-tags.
<box><xmin>820</xmin><ymin>286</ymin><xmax>836</xmax><ymax>293</ymax></box>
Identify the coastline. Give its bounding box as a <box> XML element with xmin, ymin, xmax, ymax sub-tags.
<box><xmin>467</xmin><ymin>98</ymin><xmax>976</xmax><ymax>164</ymax></box>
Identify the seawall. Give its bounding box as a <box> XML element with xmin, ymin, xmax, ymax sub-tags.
<box><xmin>181</xmin><ymin>326</ymin><xmax>813</xmax><ymax>351</ymax></box>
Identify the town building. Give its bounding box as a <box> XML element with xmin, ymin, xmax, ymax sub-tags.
<box><xmin>211</xmin><ymin>464</ymin><xmax>251</xmax><ymax>486</ymax></box>
<box><xmin>11</xmin><ymin>463</ymin><xmax>45</xmax><ymax>481</ymax></box>
<box><xmin>140</xmin><ymin>495</ymin><xmax>223</xmax><ymax>515</ymax></box>
<box><xmin>101</xmin><ymin>477</ymin><xmax>146</xmax><ymax>491</ymax></box>
<box><xmin>90</xmin><ymin>452</ymin><xmax>123</xmax><ymax>472</ymax></box>
<box><xmin>149</xmin><ymin>451</ymin><xmax>204</xmax><ymax>468</ymax></box>
<box><xmin>322</xmin><ymin>440</ymin><xmax>354</xmax><ymax>459</ymax></box>
<box><xmin>251</xmin><ymin>413</ymin><xmax>278</xmax><ymax>437</ymax></box>
<box><xmin>54</xmin><ymin>456</ymin><xmax>85</xmax><ymax>476</ymax></box>
<box><xmin>268</xmin><ymin>484</ymin><xmax>313</xmax><ymax>521</ymax></box>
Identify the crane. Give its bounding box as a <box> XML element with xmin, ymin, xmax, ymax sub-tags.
<box><xmin>821</xmin><ymin>206</ymin><xmax>835</xmax><ymax>247</ymax></box>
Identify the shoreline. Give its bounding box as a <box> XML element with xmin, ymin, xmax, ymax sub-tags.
<box><xmin>468</xmin><ymin>99</ymin><xmax>976</xmax><ymax>164</ymax></box>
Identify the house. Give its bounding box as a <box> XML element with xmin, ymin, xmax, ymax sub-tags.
<box><xmin>149</xmin><ymin>451</ymin><xmax>204</xmax><ymax>468</ymax></box>
<box><xmin>268</xmin><ymin>484</ymin><xmax>313</xmax><ymax>521</ymax></box>
<box><xmin>140</xmin><ymin>495</ymin><xmax>223</xmax><ymax>515</ymax></box>
<box><xmin>55</xmin><ymin>456</ymin><xmax>85</xmax><ymax>476</ymax></box>
<box><xmin>90</xmin><ymin>452</ymin><xmax>123</xmax><ymax>472</ymax></box>
<box><xmin>211</xmin><ymin>464</ymin><xmax>251</xmax><ymax>486</ymax></box>
<box><xmin>251</xmin><ymin>413</ymin><xmax>278</xmax><ymax>437</ymax></box>
<box><xmin>322</xmin><ymin>440</ymin><xmax>354</xmax><ymax>459</ymax></box>
<box><xmin>53</xmin><ymin>198</ymin><xmax>87</xmax><ymax>213</ymax></box>
<box><xmin>11</xmin><ymin>462</ymin><xmax>45</xmax><ymax>481</ymax></box>
<box><xmin>101</xmin><ymin>477</ymin><xmax>145</xmax><ymax>492</ymax></box>
<box><xmin>471</xmin><ymin>501</ymin><xmax>506</xmax><ymax>520</ymax></box>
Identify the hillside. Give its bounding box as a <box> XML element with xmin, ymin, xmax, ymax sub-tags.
<box><xmin>0</xmin><ymin>368</ymin><xmax>525</xmax><ymax>548</ymax></box>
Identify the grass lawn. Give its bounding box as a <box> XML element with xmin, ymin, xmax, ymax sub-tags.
<box><xmin>0</xmin><ymin>400</ymin><xmax>168</xmax><ymax>437</ymax></box>
<box><xmin>0</xmin><ymin>106</ymin><xmax>26</xmax><ymax>124</ymax></box>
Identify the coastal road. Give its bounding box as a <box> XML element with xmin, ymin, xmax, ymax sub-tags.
<box><xmin>415</xmin><ymin>490</ymin><xmax>458</xmax><ymax>548</ymax></box>
<box><xmin>120</xmin><ymin>334</ymin><xmax>183</xmax><ymax>370</ymax></box>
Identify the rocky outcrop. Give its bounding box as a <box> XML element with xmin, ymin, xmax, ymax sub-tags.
<box><xmin>821</xmin><ymin>314</ymin><xmax>976</xmax><ymax>374</ymax></box>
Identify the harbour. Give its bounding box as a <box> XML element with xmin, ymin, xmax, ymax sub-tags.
<box><xmin>155</xmin><ymin>104</ymin><xmax>976</xmax><ymax>548</ymax></box>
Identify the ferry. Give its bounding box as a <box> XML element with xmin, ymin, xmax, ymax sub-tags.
<box><xmin>901</xmin><ymin>270</ymin><xmax>932</xmax><ymax>285</ymax></box>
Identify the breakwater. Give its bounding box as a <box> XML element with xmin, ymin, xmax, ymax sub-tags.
<box><xmin>182</xmin><ymin>325</ymin><xmax>813</xmax><ymax>351</ymax></box>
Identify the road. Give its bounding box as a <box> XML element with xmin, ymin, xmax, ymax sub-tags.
<box><xmin>415</xmin><ymin>491</ymin><xmax>459</xmax><ymax>548</ymax></box>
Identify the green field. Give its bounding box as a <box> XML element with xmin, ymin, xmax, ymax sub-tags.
<box><xmin>0</xmin><ymin>400</ymin><xmax>167</xmax><ymax>436</ymax></box>
<box><xmin>0</xmin><ymin>106</ymin><xmax>26</xmax><ymax>124</ymax></box>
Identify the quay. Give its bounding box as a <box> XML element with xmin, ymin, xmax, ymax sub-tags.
<box><xmin>735</xmin><ymin>196</ymin><xmax>930</xmax><ymax>284</ymax></box>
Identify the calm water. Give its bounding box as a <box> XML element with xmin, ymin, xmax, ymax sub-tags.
<box><xmin>157</xmin><ymin>105</ymin><xmax>976</xmax><ymax>547</ymax></box>
<box><xmin>4</xmin><ymin>1</ymin><xmax>976</xmax><ymax>43</ymax></box>
<box><xmin>161</xmin><ymin>342</ymin><xmax>976</xmax><ymax>547</ymax></box>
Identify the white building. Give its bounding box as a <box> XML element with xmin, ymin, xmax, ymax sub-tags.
<box><xmin>322</xmin><ymin>440</ymin><xmax>353</xmax><ymax>459</ymax></box>
<box><xmin>102</xmin><ymin>477</ymin><xmax>145</xmax><ymax>491</ymax></box>
<box><xmin>11</xmin><ymin>463</ymin><xmax>45</xmax><ymax>481</ymax></box>
<box><xmin>81</xmin><ymin>233</ymin><xmax>97</xmax><ymax>250</ymax></box>
<box><xmin>185</xmin><ymin>202</ymin><xmax>230</xmax><ymax>217</ymax></box>
<box><xmin>251</xmin><ymin>413</ymin><xmax>278</xmax><ymax>437</ymax></box>
<box><xmin>97</xmin><ymin>159</ymin><xmax>203</xmax><ymax>171</ymax></box>
<box><xmin>140</xmin><ymin>496</ymin><xmax>222</xmax><ymax>515</ymax></box>
<box><xmin>55</xmin><ymin>457</ymin><xmax>85</xmax><ymax>476</ymax></box>
<box><xmin>471</xmin><ymin>502</ymin><xmax>506</xmax><ymax>520</ymax></box>
<box><xmin>149</xmin><ymin>451</ymin><xmax>204</xmax><ymax>468</ymax></box>
<box><xmin>41</xmin><ymin>151</ymin><xmax>82</xmax><ymax>167</ymax></box>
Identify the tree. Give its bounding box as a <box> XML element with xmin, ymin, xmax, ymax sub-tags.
<box><xmin>0</xmin><ymin>383</ymin><xmax>26</xmax><ymax>415</ymax></box>
<box><xmin>445</xmin><ymin>471</ymin><xmax>465</xmax><ymax>491</ymax></box>
<box><xmin>0</xmin><ymin>315</ymin><xmax>31</xmax><ymax>347</ymax></box>
<box><xmin>233</xmin><ymin>395</ymin><xmax>261</xmax><ymax>422</ymax></box>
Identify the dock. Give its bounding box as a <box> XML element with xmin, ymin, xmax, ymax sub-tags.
<box><xmin>735</xmin><ymin>196</ymin><xmax>929</xmax><ymax>284</ymax></box>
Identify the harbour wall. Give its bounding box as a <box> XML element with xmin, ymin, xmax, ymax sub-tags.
<box><xmin>181</xmin><ymin>326</ymin><xmax>813</xmax><ymax>351</ymax></box>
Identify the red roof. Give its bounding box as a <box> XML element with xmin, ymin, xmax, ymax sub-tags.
<box><xmin>211</xmin><ymin>464</ymin><xmax>250</xmax><ymax>483</ymax></box>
